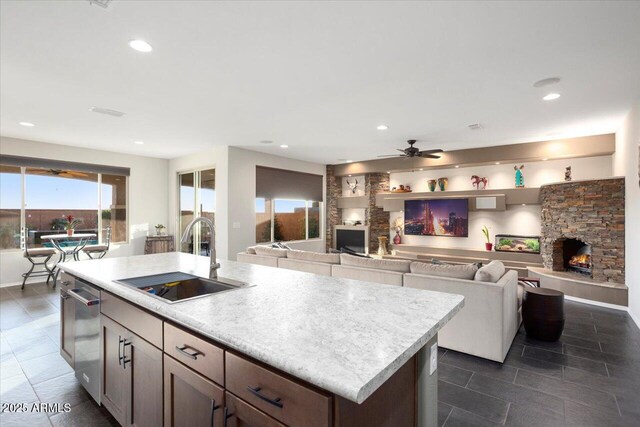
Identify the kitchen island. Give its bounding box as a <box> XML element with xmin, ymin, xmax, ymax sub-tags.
<box><xmin>58</xmin><ymin>252</ymin><xmax>464</xmax><ymax>427</ymax></box>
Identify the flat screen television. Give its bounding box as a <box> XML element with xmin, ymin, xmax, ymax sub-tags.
<box><xmin>336</xmin><ymin>229</ymin><xmax>366</xmax><ymax>253</ymax></box>
<box><xmin>404</xmin><ymin>199</ymin><xmax>469</xmax><ymax>237</ymax></box>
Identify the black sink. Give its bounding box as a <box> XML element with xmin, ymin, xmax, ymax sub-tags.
<box><xmin>116</xmin><ymin>272</ymin><xmax>247</xmax><ymax>303</ymax></box>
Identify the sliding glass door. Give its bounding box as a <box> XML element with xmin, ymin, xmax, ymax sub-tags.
<box><xmin>178</xmin><ymin>168</ymin><xmax>215</xmax><ymax>255</ymax></box>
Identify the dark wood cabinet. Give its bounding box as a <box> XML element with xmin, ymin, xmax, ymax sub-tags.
<box><xmin>225</xmin><ymin>392</ymin><xmax>286</xmax><ymax>427</ymax></box>
<box><xmin>164</xmin><ymin>354</ymin><xmax>225</xmax><ymax>427</ymax></box>
<box><xmin>101</xmin><ymin>314</ymin><xmax>163</xmax><ymax>427</ymax></box>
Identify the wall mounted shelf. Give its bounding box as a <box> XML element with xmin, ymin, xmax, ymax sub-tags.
<box><xmin>375</xmin><ymin>188</ymin><xmax>540</xmax><ymax>212</ymax></box>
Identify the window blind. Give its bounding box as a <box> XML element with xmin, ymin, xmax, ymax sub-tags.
<box><xmin>0</xmin><ymin>155</ymin><xmax>130</xmax><ymax>176</ymax></box>
<box><xmin>256</xmin><ymin>166</ymin><xmax>323</xmax><ymax>201</ymax></box>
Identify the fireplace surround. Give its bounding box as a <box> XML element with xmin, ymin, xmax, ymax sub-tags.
<box><xmin>540</xmin><ymin>178</ymin><xmax>625</xmax><ymax>284</ymax></box>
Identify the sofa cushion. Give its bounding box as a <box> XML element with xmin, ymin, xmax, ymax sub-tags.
<box><xmin>254</xmin><ymin>246</ymin><xmax>288</xmax><ymax>258</ymax></box>
<box><xmin>340</xmin><ymin>254</ymin><xmax>411</xmax><ymax>273</ymax></box>
<box><xmin>474</xmin><ymin>260</ymin><xmax>506</xmax><ymax>283</ymax></box>
<box><xmin>287</xmin><ymin>250</ymin><xmax>340</xmax><ymax>264</ymax></box>
<box><xmin>410</xmin><ymin>262</ymin><xmax>478</xmax><ymax>280</ymax></box>
<box><xmin>246</xmin><ymin>246</ymin><xmax>257</xmax><ymax>254</ymax></box>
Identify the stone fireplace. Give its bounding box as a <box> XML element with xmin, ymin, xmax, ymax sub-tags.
<box><xmin>551</xmin><ymin>238</ymin><xmax>592</xmax><ymax>276</ymax></box>
<box><xmin>540</xmin><ymin>178</ymin><xmax>625</xmax><ymax>284</ymax></box>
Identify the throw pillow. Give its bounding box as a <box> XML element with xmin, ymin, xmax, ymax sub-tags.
<box><xmin>474</xmin><ymin>260</ymin><xmax>506</xmax><ymax>283</ymax></box>
<box><xmin>287</xmin><ymin>250</ymin><xmax>341</xmax><ymax>264</ymax></box>
<box><xmin>340</xmin><ymin>254</ymin><xmax>411</xmax><ymax>273</ymax></box>
<box><xmin>410</xmin><ymin>262</ymin><xmax>478</xmax><ymax>280</ymax></box>
<box><xmin>254</xmin><ymin>246</ymin><xmax>289</xmax><ymax>258</ymax></box>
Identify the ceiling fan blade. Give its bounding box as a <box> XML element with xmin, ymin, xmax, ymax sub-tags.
<box><xmin>69</xmin><ymin>171</ymin><xmax>89</xmax><ymax>177</ymax></box>
<box><xmin>419</xmin><ymin>149</ymin><xmax>444</xmax><ymax>155</ymax></box>
<box><xmin>396</xmin><ymin>148</ymin><xmax>407</xmax><ymax>153</ymax></box>
<box><xmin>419</xmin><ymin>153</ymin><xmax>441</xmax><ymax>159</ymax></box>
<box><xmin>377</xmin><ymin>154</ymin><xmax>401</xmax><ymax>158</ymax></box>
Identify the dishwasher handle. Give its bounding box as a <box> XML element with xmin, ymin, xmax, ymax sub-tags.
<box><xmin>68</xmin><ymin>288</ymin><xmax>100</xmax><ymax>306</ymax></box>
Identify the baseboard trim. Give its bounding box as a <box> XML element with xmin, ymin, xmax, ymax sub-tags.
<box><xmin>627</xmin><ymin>307</ymin><xmax>640</xmax><ymax>330</ymax></box>
<box><xmin>564</xmin><ymin>295</ymin><xmax>627</xmax><ymax>311</ymax></box>
<box><xmin>0</xmin><ymin>281</ymin><xmax>23</xmax><ymax>288</ymax></box>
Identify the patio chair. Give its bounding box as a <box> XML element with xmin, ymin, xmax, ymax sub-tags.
<box><xmin>82</xmin><ymin>226</ymin><xmax>111</xmax><ymax>259</ymax></box>
<box><xmin>21</xmin><ymin>228</ymin><xmax>57</xmax><ymax>290</ymax></box>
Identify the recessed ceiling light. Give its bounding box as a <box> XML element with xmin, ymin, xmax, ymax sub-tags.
<box><xmin>542</xmin><ymin>158</ymin><xmax>548</xmax><ymax>161</ymax></box>
<box><xmin>386</xmin><ymin>171</ymin><xmax>391</xmax><ymax>174</ymax></box>
<box><xmin>129</xmin><ymin>39</ymin><xmax>153</xmax><ymax>53</ymax></box>
<box><xmin>419</xmin><ymin>168</ymin><xmax>424</xmax><ymax>171</ymax></box>
<box><xmin>533</xmin><ymin>77</ymin><xmax>561</xmax><ymax>88</ymax></box>
<box><xmin>377</xmin><ymin>124</ymin><xmax>389</xmax><ymax>130</ymax></box>
<box><xmin>346</xmin><ymin>160</ymin><xmax>353</xmax><ymax>163</ymax></box>
<box><xmin>133</xmin><ymin>141</ymin><xmax>144</xmax><ymax>145</ymax></box>
<box><xmin>259</xmin><ymin>140</ymin><xmax>273</xmax><ymax>144</ymax></box>
<box><xmin>543</xmin><ymin>93</ymin><xmax>561</xmax><ymax>101</ymax></box>
<box><xmin>19</xmin><ymin>121</ymin><xmax>35</xmax><ymax>127</ymax></box>
<box><xmin>348</xmin><ymin>174</ymin><xmax>352</xmax><ymax>177</ymax></box>
<box><xmin>454</xmin><ymin>165</ymin><xmax>460</xmax><ymax>168</ymax></box>
<box><xmin>495</xmin><ymin>162</ymin><xmax>500</xmax><ymax>165</ymax></box>
<box><xmin>522</xmin><ymin>204</ymin><xmax>526</xmax><ymax>206</ymax></box>
<box><xmin>280</xmin><ymin>144</ymin><xmax>288</xmax><ymax>148</ymax></box>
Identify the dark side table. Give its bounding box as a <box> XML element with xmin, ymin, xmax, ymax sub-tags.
<box><xmin>522</xmin><ymin>287</ymin><xmax>565</xmax><ymax>341</ymax></box>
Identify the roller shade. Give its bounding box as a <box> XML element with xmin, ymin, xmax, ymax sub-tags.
<box><xmin>0</xmin><ymin>154</ymin><xmax>130</xmax><ymax>176</ymax></box>
<box><xmin>256</xmin><ymin>166</ymin><xmax>323</xmax><ymax>201</ymax></box>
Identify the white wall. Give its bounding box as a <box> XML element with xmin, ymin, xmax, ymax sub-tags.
<box><xmin>226</xmin><ymin>147</ymin><xmax>326</xmax><ymax>258</ymax></box>
<box><xmin>0</xmin><ymin>137</ymin><xmax>169</xmax><ymax>286</ymax></box>
<box><xmin>614</xmin><ymin>99</ymin><xmax>640</xmax><ymax>325</ymax></box>
<box><xmin>168</xmin><ymin>147</ymin><xmax>326</xmax><ymax>261</ymax></box>
<box><xmin>168</xmin><ymin>146</ymin><xmax>230</xmax><ymax>260</ymax></box>
<box><xmin>389</xmin><ymin>156</ymin><xmax>613</xmax><ymax>250</ymax></box>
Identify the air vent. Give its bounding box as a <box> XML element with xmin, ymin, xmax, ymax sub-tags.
<box><xmin>468</xmin><ymin>123</ymin><xmax>483</xmax><ymax>130</ymax></box>
<box><xmin>89</xmin><ymin>107</ymin><xmax>124</xmax><ymax>117</ymax></box>
<box><xmin>88</xmin><ymin>0</ymin><xmax>112</xmax><ymax>8</ymax></box>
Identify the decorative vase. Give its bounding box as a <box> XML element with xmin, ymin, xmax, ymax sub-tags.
<box><xmin>66</xmin><ymin>229</ymin><xmax>74</xmax><ymax>236</ymax></box>
<box><xmin>437</xmin><ymin>177</ymin><xmax>448</xmax><ymax>191</ymax></box>
<box><xmin>377</xmin><ymin>236</ymin><xmax>389</xmax><ymax>255</ymax></box>
<box><xmin>393</xmin><ymin>231</ymin><xmax>401</xmax><ymax>245</ymax></box>
<box><xmin>485</xmin><ymin>242</ymin><xmax>493</xmax><ymax>251</ymax></box>
<box><xmin>427</xmin><ymin>179</ymin><xmax>437</xmax><ymax>192</ymax></box>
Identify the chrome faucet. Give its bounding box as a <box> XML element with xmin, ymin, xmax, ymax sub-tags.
<box><xmin>180</xmin><ymin>217</ymin><xmax>220</xmax><ymax>279</ymax></box>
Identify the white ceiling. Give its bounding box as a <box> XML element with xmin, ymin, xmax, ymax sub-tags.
<box><xmin>1</xmin><ymin>1</ymin><xmax>640</xmax><ymax>164</ymax></box>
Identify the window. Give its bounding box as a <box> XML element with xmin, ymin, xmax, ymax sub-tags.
<box><xmin>178</xmin><ymin>168</ymin><xmax>215</xmax><ymax>255</ymax></box>
<box><xmin>0</xmin><ymin>165</ymin><xmax>21</xmax><ymax>249</ymax></box>
<box><xmin>255</xmin><ymin>199</ymin><xmax>321</xmax><ymax>243</ymax></box>
<box><xmin>0</xmin><ymin>159</ymin><xmax>128</xmax><ymax>250</ymax></box>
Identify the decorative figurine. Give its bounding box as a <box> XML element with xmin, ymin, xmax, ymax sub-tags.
<box><xmin>471</xmin><ymin>175</ymin><xmax>489</xmax><ymax>190</ymax></box>
<box><xmin>346</xmin><ymin>178</ymin><xmax>359</xmax><ymax>194</ymax></box>
<box><xmin>427</xmin><ymin>179</ymin><xmax>437</xmax><ymax>192</ymax></box>
<box><xmin>437</xmin><ymin>177</ymin><xmax>448</xmax><ymax>191</ymax></box>
<box><xmin>565</xmin><ymin>166</ymin><xmax>572</xmax><ymax>181</ymax></box>
<box><xmin>514</xmin><ymin>165</ymin><xmax>525</xmax><ymax>188</ymax></box>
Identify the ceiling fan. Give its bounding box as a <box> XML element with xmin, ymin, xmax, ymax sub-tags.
<box><xmin>377</xmin><ymin>140</ymin><xmax>443</xmax><ymax>159</ymax></box>
<box><xmin>26</xmin><ymin>168</ymin><xmax>89</xmax><ymax>178</ymax></box>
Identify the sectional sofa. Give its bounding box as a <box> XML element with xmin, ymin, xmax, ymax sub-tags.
<box><xmin>237</xmin><ymin>247</ymin><xmax>522</xmax><ymax>362</ymax></box>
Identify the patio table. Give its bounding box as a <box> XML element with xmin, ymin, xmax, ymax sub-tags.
<box><xmin>41</xmin><ymin>233</ymin><xmax>96</xmax><ymax>286</ymax></box>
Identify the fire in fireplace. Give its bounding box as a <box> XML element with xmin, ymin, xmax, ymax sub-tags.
<box><xmin>564</xmin><ymin>240</ymin><xmax>592</xmax><ymax>276</ymax></box>
<box><xmin>551</xmin><ymin>238</ymin><xmax>593</xmax><ymax>277</ymax></box>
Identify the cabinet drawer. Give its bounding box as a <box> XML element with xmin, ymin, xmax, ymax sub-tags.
<box><xmin>225</xmin><ymin>392</ymin><xmax>285</xmax><ymax>427</ymax></box>
<box><xmin>226</xmin><ymin>353</ymin><xmax>331</xmax><ymax>427</ymax></box>
<box><xmin>164</xmin><ymin>323</ymin><xmax>224</xmax><ymax>386</ymax></box>
<box><xmin>100</xmin><ymin>292</ymin><xmax>163</xmax><ymax>348</ymax></box>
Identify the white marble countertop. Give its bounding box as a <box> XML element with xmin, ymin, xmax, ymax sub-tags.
<box><xmin>59</xmin><ymin>252</ymin><xmax>464</xmax><ymax>403</ymax></box>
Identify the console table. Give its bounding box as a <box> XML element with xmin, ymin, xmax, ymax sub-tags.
<box><xmin>145</xmin><ymin>235</ymin><xmax>175</xmax><ymax>254</ymax></box>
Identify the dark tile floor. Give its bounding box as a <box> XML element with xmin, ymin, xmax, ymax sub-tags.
<box><xmin>438</xmin><ymin>301</ymin><xmax>640</xmax><ymax>427</ymax></box>
<box><xmin>2</xmin><ymin>283</ymin><xmax>639</xmax><ymax>426</ymax></box>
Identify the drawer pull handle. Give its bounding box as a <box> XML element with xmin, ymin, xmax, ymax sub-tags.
<box><xmin>176</xmin><ymin>345</ymin><xmax>202</xmax><ymax>360</ymax></box>
<box><xmin>247</xmin><ymin>386</ymin><xmax>284</xmax><ymax>408</ymax></box>
<box><xmin>210</xmin><ymin>399</ymin><xmax>220</xmax><ymax>427</ymax></box>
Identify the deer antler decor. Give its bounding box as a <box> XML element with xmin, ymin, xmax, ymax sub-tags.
<box><xmin>346</xmin><ymin>178</ymin><xmax>359</xmax><ymax>194</ymax></box>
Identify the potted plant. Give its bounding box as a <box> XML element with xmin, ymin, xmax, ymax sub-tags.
<box><xmin>63</xmin><ymin>215</ymin><xmax>82</xmax><ymax>236</ymax></box>
<box><xmin>155</xmin><ymin>224</ymin><xmax>166</xmax><ymax>236</ymax></box>
<box><xmin>482</xmin><ymin>226</ymin><xmax>492</xmax><ymax>251</ymax></box>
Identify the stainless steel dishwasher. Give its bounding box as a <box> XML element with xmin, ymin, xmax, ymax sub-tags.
<box><xmin>67</xmin><ymin>280</ymin><xmax>101</xmax><ymax>404</ymax></box>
